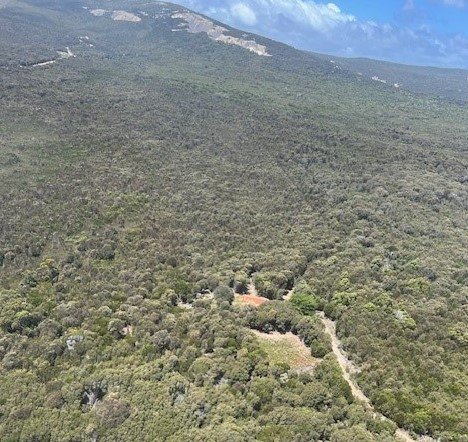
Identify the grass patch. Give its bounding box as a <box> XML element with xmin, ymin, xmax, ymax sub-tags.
<box><xmin>253</xmin><ymin>330</ymin><xmax>319</xmax><ymax>370</ymax></box>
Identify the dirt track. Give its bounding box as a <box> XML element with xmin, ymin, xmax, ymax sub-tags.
<box><xmin>316</xmin><ymin>311</ymin><xmax>418</xmax><ymax>442</ymax></box>
<box><xmin>241</xmin><ymin>281</ymin><xmax>423</xmax><ymax>442</ymax></box>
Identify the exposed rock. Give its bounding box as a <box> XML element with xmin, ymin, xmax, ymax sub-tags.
<box><xmin>111</xmin><ymin>10</ymin><xmax>141</xmax><ymax>22</ymax></box>
<box><xmin>122</xmin><ymin>325</ymin><xmax>133</xmax><ymax>336</ymax></box>
<box><xmin>66</xmin><ymin>334</ymin><xmax>84</xmax><ymax>351</ymax></box>
<box><xmin>372</xmin><ymin>75</ymin><xmax>387</xmax><ymax>84</ymax></box>
<box><xmin>90</xmin><ymin>8</ymin><xmax>141</xmax><ymax>23</ymax></box>
<box><xmin>90</xmin><ymin>9</ymin><xmax>106</xmax><ymax>17</ymax></box>
<box><xmin>172</xmin><ymin>12</ymin><xmax>270</xmax><ymax>57</ymax></box>
<box><xmin>82</xmin><ymin>382</ymin><xmax>106</xmax><ymax>408</ymax></box>
<box><xmin>57</xmin><ymin>47</ymin><xmax>75</xmax><ymax>59</ymax></box>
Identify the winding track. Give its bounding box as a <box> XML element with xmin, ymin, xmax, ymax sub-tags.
<box><xmin>278</xmin><ymin>286</ymin><xmax>420</xmax><ymax>441</ymax></box>
<box><xmin>316</xmin><ymin>311</ymin><xmax>418</xmax><ymax>442</ymax></box>
<box><xmin>246</xmin><ymin>282</ymin><xmax>430</xmax><ymax>441</ymax></box>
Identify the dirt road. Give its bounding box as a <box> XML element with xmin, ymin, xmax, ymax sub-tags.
<box><xmin>316</xmin><ymin>311</ymin><xmax>418</xmax><ymax>442</ymax></box>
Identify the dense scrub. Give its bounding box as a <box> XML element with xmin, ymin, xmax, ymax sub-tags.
<box><xmin>317</xmin><ymin>54</ymin><xmax>468</xmax><ymax>103</ymax></box>
<box><xmin>0</xmin><ymin>0</ymin><xmax>467</xmax><ymax>440</ymax></box>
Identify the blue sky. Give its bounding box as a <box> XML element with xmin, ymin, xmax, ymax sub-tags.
<box><xmin>177</xmin><ymin>0</ymin><xmax>468</xmax><ymax>68</ymax></box>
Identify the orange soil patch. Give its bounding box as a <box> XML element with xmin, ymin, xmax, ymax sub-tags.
<box><xmin>235</xmin><ymin>294</ymin><xmax>269</xmax><ymax>307</ymax></box>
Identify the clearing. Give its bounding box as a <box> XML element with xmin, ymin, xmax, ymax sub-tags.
<box><xmin>252</xmin><ymin>330</ymin><xmax>319</xmax><ymax>372</ymax></box>
<box><xmin>234</xmin><ymin>278</ymin><xmax>269</xmax><ymax>306</ymax></box>
<box><xmin>242</xmin><ymin>281</ymin><xmax>421</xmax><ymax>442</ymax></box>
<box><xmin>235</xmin><ymin>294</ymin><xmax>269</xmax><ymax>307</ymax></box>
<box><xmin>316</xmin><ymin>311</ymin><xmax>421</xmax><ymax>442</ymax></box>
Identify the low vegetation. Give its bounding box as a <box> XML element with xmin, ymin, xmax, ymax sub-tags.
<box><xmin>0</xmin><ymin>0</ymin><xmax>466</xmax><ymax>440</ymax></box>
<box><xmin>252</xmin><ymin>330</ymin><xmax>320</xmax><ymax>371</ymax></box>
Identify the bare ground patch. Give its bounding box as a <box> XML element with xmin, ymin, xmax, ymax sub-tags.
<box><xmin>235</xmin><ymin>293</ymin><xmax>269</xmax><ymax>307</ymax></box>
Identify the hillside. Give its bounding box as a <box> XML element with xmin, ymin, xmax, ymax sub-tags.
<box><xmin>0</xmin><ymin>1</ymin><xmax>467</xmax><ymax>441</ymax></box>
<box><xmin>316</xmin><ymin>54</ymin><xmax>468</xmax><ymax>103</ymax></box>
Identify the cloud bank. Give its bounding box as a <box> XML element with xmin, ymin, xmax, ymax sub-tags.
<box><xmin>178</xmin><ymin>0</ymin><xmax>468</xmax><ymax>68</ymax></box>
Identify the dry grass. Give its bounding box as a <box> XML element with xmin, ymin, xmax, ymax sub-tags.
<box><xmin>252</xmin><ymin>330</ymin><xmax>319</xmax><ymax>371</ymax></box>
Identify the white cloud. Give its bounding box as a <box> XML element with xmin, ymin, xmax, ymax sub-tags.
<box><xmin>177</xmin><ymin>0</ymin><xmax>468</xmax><ymax>68</ymax></box>
<box><xmin>184</xmin><ymin>0</ymin><xmax>355</xmax><ymax>33</ymax></box>
<box><xmin>230</xmin><ymin>3</ymin><xmax>257</xmax><ymax>25</ymax></box>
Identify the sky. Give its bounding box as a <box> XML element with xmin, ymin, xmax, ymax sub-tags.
<box><xmin>176</xmin><ymin>0</ymin><xmax>468</xmax><ymax>68</ymax></box>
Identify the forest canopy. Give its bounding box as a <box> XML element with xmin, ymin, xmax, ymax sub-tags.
<box><xmin>0</xmin><ymin>0</ymin><xmax>467</xmax><ymax>441</ymax></box>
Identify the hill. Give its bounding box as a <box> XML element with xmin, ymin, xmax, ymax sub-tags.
<box><xmin>0</xmin><ymin>1</ymin><xmax>467</xmax><ymax>441</ymax></box>
<box><xmin>316</xmin><ymin>54</ymin><xmax>468</xmax><ymax>103</ymax></box>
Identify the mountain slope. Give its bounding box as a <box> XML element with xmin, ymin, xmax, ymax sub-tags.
<box><xmin>316</xmin><ymin>54</ymin><xmax>468</xmax><ymax>103</ymax></box>
<box><xmin>0</xmin><ymin>1</ymin><xmax>467</xmax><ymax>441</ymax></box>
